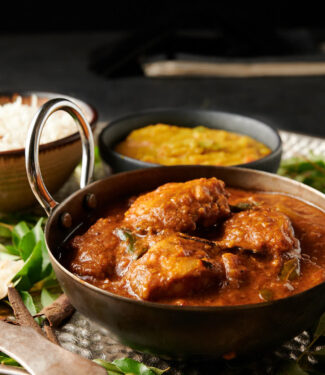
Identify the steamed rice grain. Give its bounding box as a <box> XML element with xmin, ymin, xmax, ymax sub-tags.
<box><xmin>0</xmin><ymin>95</ymin><xmax>78</xmax><ymax>152</ymax></box>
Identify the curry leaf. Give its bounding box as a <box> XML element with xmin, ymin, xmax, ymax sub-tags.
<box><xmin>35</xmin><ymin>220</ymin><xmax>50</xmax><ymax>278</ymax></box>
<box><xmin>230</xmin><ymin>201</ymin><xmax>259</xmax><ymax>212</ymax></box>
<box><xmin>279</xmin><ymin>259</ymin><xmax>300</xmax><ymax>281</ymax></box>
<box><xmin>11</xmin><ymin>221</ymin><xmax>30</xmax><ymax>249</ymax></box>
<box><xmin>19</xmin><ymin>291</ymin><xmax>38</xmax><ymax>316</ymax></box>
<box><xmin>31</xmin><ymin>269</ymin><xmax>59</xmax><ymax>292</ymax></box>
<box><xmin>19</xmin><ymin>290</ymin><xmax>42</xmax><ymax>324</ymax></box>
<box><xmin>113</xmin><ymin>357</ymin><xmax>168</xmax><ymax>375</ymax></box>
<box><xmin>31</xmin><ymin>218</ymin><xmax>44</xmax><ymax>243</ymax></box>
<box><xmin>259</xmin><ymin>288</ymin><xmax>273</xmax><ymax>302</ymax></box>
<box><xmin>16</xmin><ymin>219</ymin><xmax>45</xmax><ymax>261</ymax></box>
<box><xmin>40</xmin><ymin>243</ymin><xmax>51</xmax><ymax>279</ymax></box>
<box><xmin>0</xmin><ymin>352</ymin><xmax>21</xmax><ymax>367</ymax></box>
<box><xmin>8</xmin><ymin>219</ymin><xmax>53</xmax><ymax>292</ymax></box>
<box><xmin>12</xmin><ymin>241</ymin><xmax>43</xmax><ymax>291</ymax></box>
<box><xmin>313</xmin><ymin>312</ymin><xmax>325</xmax><ymax>338</ymax></box>
<box><xmin>115</xmin><ymin>229</ymin><xmax>135</xmax><ymax>253</ymax></box>
<box><xmin>41</xmin><ymin>288</ymin><xmax>60</xmax><ymax>309</ymax></box>
<box><xmin>94</xmin><ymin>358</ymin><xmax>168</xmax><ymax>375</ymax></box>
<box><xmin>18</xmin><ymin>231</ymin><xmax>37</xmax><ymax>261</ymax></box>
<box><xmin>93</xmin><ymin>359</ymin><xmax>124</xmax><ymax>374</ymax></box>
<box><xmin>23</xmin><ymin>218</ymin><xmax>51</xmax><ymax>278</ymax></box>
<box><xmin>278</xmin><ymin>155</ymin><xmax>325</xmax><ymax>194</ymax></box>
<box><xmin>33</xmin><ymin>219</ymin><xmax>51</xmax><ymax>279</ymax></box>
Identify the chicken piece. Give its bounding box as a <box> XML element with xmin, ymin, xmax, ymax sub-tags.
<box><xmin>126</xmin><ymin>233</ymin><xmax>225</xmax><ymax>300</ymax></box>
<box><xmin>217</xmin><ymin>207</ymin><xmax>301</xmax><ymax>258</ymax></box>
<box><xmin>124</xmin><ymin>177</ymin><xmax>230</xmax><ymax>233</ymax></box>
<box><xmin>69</xmin><ymin>218</ymin><xmax>119</xmax><ymax>279</ymax></box>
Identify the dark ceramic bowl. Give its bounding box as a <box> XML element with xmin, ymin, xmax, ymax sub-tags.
<box><xmin>99</xmin><ymin>108</ymin><xmax>282</xmax><ymax>173</ymax></box>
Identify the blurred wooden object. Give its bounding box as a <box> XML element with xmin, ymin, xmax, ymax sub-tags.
<box><xmin>143</xmin><ymin>60</ymin><xmax>325</xmax><ymax>77</ymax></box>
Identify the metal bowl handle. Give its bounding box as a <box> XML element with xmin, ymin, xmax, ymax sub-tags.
<box><xmin>25</xmin><ymin>98</ymin><xmax>94</xmax><ymax>217</ymax></box>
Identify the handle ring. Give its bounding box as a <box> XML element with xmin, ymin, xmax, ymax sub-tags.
<box><xmin>25</xmin><ymin>98</ymin><xmax>94</xmax><ymax>216</ymax></box>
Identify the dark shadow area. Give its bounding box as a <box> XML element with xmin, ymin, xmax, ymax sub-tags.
<box><xmin>1</xmin><ymin>3</ymin><xmax>325</xmax><ymax>136</ymax></box>
<box><xmin>1</xmin><ymin>2</ymin><xmax>325</xmax><ymax>32</ymax></box>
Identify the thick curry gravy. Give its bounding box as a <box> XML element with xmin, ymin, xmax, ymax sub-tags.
<box><xmin>65</xmin><ymin>180</ymin><xmax>325</xmax><ymax>307</ymax></box>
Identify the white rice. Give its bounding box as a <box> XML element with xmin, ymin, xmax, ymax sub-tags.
<box><xmin>0</xmin><ymin>95</ymin><xmax>79</xmax><ymax>152</ymax></box>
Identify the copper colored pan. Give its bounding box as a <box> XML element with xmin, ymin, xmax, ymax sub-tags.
<box><xmin>26</xmin><ymin>99</ymin><xmax>325</xmax><ymax>360</ymax></box>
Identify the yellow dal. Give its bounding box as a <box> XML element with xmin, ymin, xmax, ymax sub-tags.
<box><xmin>115</xmin><ymin>124</ymin><xmax>271</xmax><ymax>166</ymax></box>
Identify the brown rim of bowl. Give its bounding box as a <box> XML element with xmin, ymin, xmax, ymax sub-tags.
<box><xmin>101</xmin><ymin>108</ymin><xmax>282</xmax><ymax>169</ymax></box>
<box><xmin>0</xmin><ymin>91</ymin><xmax>98</xmax><ymax>157</ymax></box>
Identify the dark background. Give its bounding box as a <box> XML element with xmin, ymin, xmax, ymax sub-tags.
<box><xmin>1</xmin><ymin>3</ymin><xmax>325</xmax><ymax>136</ymax></box>
<box><xmin>1</xmin><ymin>3</ymin><xmax>324</xmax><ymax>32</ymax></box>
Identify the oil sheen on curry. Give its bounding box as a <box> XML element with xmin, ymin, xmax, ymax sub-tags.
<box><xmin>115</xmin><ymin>124</ymin><xmax>271</xmax><ymax>166</ymax></box>
<box><xmin>66</xmin><ymin>178</ymin><xmax>325</xmax><ymax>306</ymax></box>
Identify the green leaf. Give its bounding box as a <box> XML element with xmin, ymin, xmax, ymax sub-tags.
<box><xmin>0</xmin><ymin>223</ymin><xmax>11</xmax><ymax>238</ymax></box>
<box><xmin>18</xmin><ymin>218</ymin><xmax>50</xmax><ymax>276</ymax></box>
<box><xmin>40</xmin><ymin>242</ymin><xmax>51</xmax><ymax>279</ymax></box>
<box><xmin>13</xmin><ymin>241</ymin><xmax>43</xmax><ymax>291</ymax></box>
<box><xmin>31</xmin><ymin>269</ymin><xmax>59</xmax><ymax>292</ymax></box>
<box><xmin>314</xmin><ymin>312</ymin><xmax>325</xmax><ymax>338</ymax></box>
<box><xmin>41</xmin><ymin>288</ymin><xmax>60</xmax><ymax>309</ymax></box>
<box><xmin>94</xmin><ymin>145</ymin><xmax>102</xmax><ymax>165</ymax></box>
<box><xmin>94</xmin><ymin>358</ymin><xmax>168</xmax><ymax>375</ymax></box>
<box><xmin>2</xmin><ymin>244</ymin><xmax>20</xmax><ymax>256</ymax></box>
<box><xmin>9</xmin><ymin>218</ymin><xmax>53</xmax><ymax>292</ymax></box>
<box><xmin>20</xmin><ymin>291</ymin><xmax>37</xmax><ymax>315</ymax></box>
<box><xmin>278</xmin><ymin>155</ymin><xmax>325</xmax><ymax>193</ymax></box>
<box><xmin>31</xmin><ymin>218</ymin><xmax>44</xmax><ymax>243</ymax></box>
<box><xmin>19</xmin><ymin>231</ymin><xmax>37</xmax><ymax>261</ymax></box>
<box><xmin>0</xmin><ymin>352</ymin><xmax>21</xmax><ymax>367</ymax></box>
<box><xmin>115</xmin><ymin>229</ymin><xmax>136</xmax><ymax>254</ymax></box>
<box><xmin>230</xmin><ymin>201</ymin><xmax>259</xmax><ymax>212</ymax></box>
<box><xmin>93</xmin><ymin>359</ymin><xmax>124</xmax><ymax>374</ymax></box>
<box><xmin>113</xmin><ymin>357</ymin><xmax>168</xmax><ymax>375</ymax></box>
<box><xmin>259</xmin><ymin>288</ymin><xmax>273</xmax><ymax>302</ymax></box>
<box><xmin>276</xmin><ymin>360</ymin><xmax>309</xmax><ymax>375</ymax></box>
<box><xmin>12</xmin><ymin>221</ymin><xmax>30</xmax><ymax>249</ymax></box>
<box><xmin>279</xmin><ymin>259</ymin><xmax>300</xmax><ymax>281</ymax></box>
<box><xmin>33</xmin><ymin>219</ymin><xmax>51</xmax><ymax>278</ymax></box>
<box><xmin>19</xmin><ymin>290</ymin><xmax>42</xmax><ymax>324</ymax></box>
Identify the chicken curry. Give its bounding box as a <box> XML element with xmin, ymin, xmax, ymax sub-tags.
<box><xmin>65</xmin><ymin>178</ymin><xmax>325</xmax><ymax>306</ymax></box>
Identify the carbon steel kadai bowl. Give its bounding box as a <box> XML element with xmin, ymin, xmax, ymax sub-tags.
<box><xmin>26</xmin><ymin>100</ymin><xmax>325</xmax><ymax>361</ymax></box>
<box><xmin>0</xmin><ymin>92</ymin><xmax>97</xmax><ymax>212</ymax></box>
<box><xmin>98</xmin><ymin>108</ymin><xmax>282</xmax><ymax>173</ymax></box>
